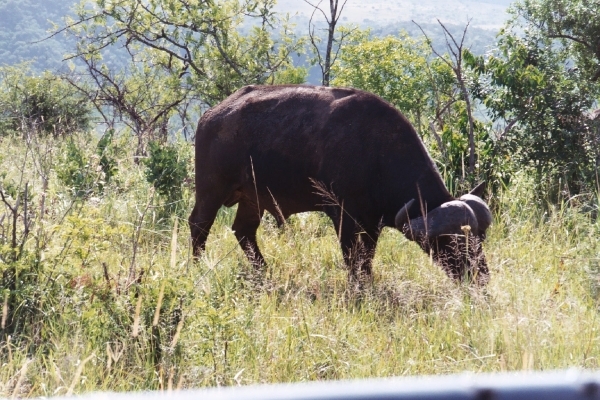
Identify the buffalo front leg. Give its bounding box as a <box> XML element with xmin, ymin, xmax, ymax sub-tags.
<box><xmin>232</xmin><ymin>200</ymin><xmax>266</xmax><ymax>270</ymax></box>
<box><xmin>335</xmin><ymin>218</ymin><xmax>379</xmax><ymax>283</ymax></box>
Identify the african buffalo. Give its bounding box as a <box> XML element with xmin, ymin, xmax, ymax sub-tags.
<box><xmin>189</xmin><ymin>85</ymin><xmax>491</xmax><ymax>284</ymax></box>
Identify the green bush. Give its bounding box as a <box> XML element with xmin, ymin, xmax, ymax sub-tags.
<box><xmin>0</xmin><ymin>64</ymin><xmax>91</xmax><ymax>137</ymax></box>
<box><xmin>143</xmin><ymin>140</ymin><xmax>189</xmax><ymax>213</ymax></box>
<box><xmin>97</xmin><ymin>129</ymin><xmax>118</xmax><ymax>186</ymax></box>
<box><xmin>55</xmin><ymin>140</ymin><xmax>99</xmax><ymax>198</ymax></box>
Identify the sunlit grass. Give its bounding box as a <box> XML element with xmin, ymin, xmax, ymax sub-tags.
<box><xmin>1</xmin><ymin>134</ymin><xmax>599</xmax><ymax>396</ymax></box>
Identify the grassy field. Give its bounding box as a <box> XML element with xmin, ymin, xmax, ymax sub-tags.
<box><xmin>1</xmin><ymin>132</ymin><xmax>599</xmax><ymax>396</ymax></box>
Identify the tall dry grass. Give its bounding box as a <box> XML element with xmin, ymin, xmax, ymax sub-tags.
<box><xmin>0</xmin><ymin>133</ymin><xmax>599</xmax><ymax>396</ymax></box>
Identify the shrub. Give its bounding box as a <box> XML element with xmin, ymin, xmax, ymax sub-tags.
<box><xmin>143</xmin><ymin>140</ymin><xmax>189</xmax><ymax>214</ymax></box>
<box><xmin>56</xmin><ymin>138</ymin><xmax>99</xmax><ymax>198</ymax></box>
<box><xmin>0</xmin><ymin>64</ymin><xmax>91</xmax><ymax>137</ymax></box>
<box><xmin>96</xmin><ymin>129</ymin><xmax>118</xmax><ymax>187</ymax></box>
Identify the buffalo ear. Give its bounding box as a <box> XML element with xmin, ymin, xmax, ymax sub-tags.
<box><xmin>469</xmin><ymin>181</ymin><xmax>486</xmax><ymax>198</ymax></box>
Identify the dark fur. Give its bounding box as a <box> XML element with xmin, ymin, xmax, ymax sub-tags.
<box><xmin>189</xmin><ymin>85</ymin><xmax>476</xmax><ymax>280</ymax></box>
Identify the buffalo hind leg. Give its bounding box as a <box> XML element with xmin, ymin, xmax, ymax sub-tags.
<box><xmin>189</xmin><ymin>187</ymin><xmax>231</xmax><ymax>258</ymax></box>
<box><xmin>233</xmin><ymin>200</ymin><xmax>266</xmax><ymax>270</ymax></box>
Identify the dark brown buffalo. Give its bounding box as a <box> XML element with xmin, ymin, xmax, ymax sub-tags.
<box><xmin>189</xmin><ymin>85</ymin><xmax>491</xmax><ymax>284</ymax></box>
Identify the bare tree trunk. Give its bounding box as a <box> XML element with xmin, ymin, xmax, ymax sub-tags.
<box><xmin>306</xmin><ymin>0</ymin><xmax>350</xmax><ymax>86</ymax></box>
<box><xmin>414</xmin><ymin>19</ymin><xmax>477</xmax><ymax>176</ymax></box>
<box><xmin>457</xmin><ymin>77</ymin><xmax>476</xmax><ymax>175</ymax></box>
<box><xmin>322</xmin><ymin>1</ymin><xmax>337</xmax><ymax>86</ymax></box>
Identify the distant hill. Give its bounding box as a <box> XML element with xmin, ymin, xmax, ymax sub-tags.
<box><xmin>280</xmin><ymin>0</ymin><xmax>508</xmax><ymax>56</ymax></box>
<box><xmin>288</xmin><ymin>0</ymin><xmax>506</xmax><ymax>84</ymax></box>
<box><xmin>277</xmin><ymin>0</ymin><xmax>512</xmax><ymax>30</ymax></box>
<box><xmin>0</xmin><ymin>0</ymin><xmax>75</xmax><ymax>71</ymax></box>
<box><xmin>0</xmin><ymin>0</ymin><xmax>509</xmax><ymax>74</ymax></box>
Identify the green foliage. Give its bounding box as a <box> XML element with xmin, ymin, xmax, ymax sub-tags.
<box><xmin>2</xmin><ymin>133</ymin><xmax>600</xmax><ymax>395</ymax></box>
<box><xmin>97</xmin><ymin>129</ymin><xmax>118</xmax><ymax>185</ymax></box>
<box><xmin>0</xmin><ymin>64</ymin><xmax>91</xmax><ymax>136</ymax></box>
<box><xmin>271</xmin><ymin>66</ymin><xmax>308</xmax><ymax>85</ymax></box>
<box><xmin>143</xmin><ymin>140</ymin><xmax>189</xmax><ymax>214</ymax></box>
<box><xmin>56</xmin><ymin>135</ymin><xmax>114</xmax><ymax>198</ymax></box>
<box><xmin>436</xmin><ymin>101</ymin><xmax>508</xmax><ymax>195</ymax></box>
<box><xmin>65</xmin><ymin>0</ymin><xmax>305</xmax><ymax>107</ymax></box>
<box><xmin>514</xmin><ymin>0</ymin><xmax>600</xmax><ymax>83</ymax></box>
<box><xmin>331</xmin><ymin>29</ymin><xmax>441</xmax><ymax>131</ymax></box>
<box><xmin>465</xmin><ymin>20</ymin><xmax>599</xmax><ymax>200</ymax></box>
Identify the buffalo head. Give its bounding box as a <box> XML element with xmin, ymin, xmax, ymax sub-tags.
<box><xmin>394</xmin><ymin>183</ymin><xmax>492</xmax><ymax>284</ymax></box>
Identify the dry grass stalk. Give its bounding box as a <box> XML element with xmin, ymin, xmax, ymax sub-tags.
<box><xmin>170</xmin><ymin>218</ymin><xmax>178</xmax><ymax>270</ymax></box>
<box><xmin>499</xmin><ymin>354</ymin><xmax>507</xmax><ymax>372</ymax></box>
<box><xmin>309</xmin><ymin>178</ymin><xmax>367</xmax><ymax>241</ymax></box>
<box><xmin>105</xmin><ymin>342</ymin><xmax>125</xmax><ymax>372</ymax></box>
<box><xmin>65</xmin><ymin>354</ymin><xmax>94</xmax><ymax>396</ymax></box>
<box><xmin>105</xmin><ymin>343</ymin><xmax>112</xmax><ymax>372</ymax></box>
<box><xmin>132</xmin><ymin>295</ymin><xmax>143</xmax><ymax>338</ymax></box>
<box><xmin>170</xmin><ymin>313</ymin><xmax>185</xmax><ymax>349</ymax></box>
<box><xmin>153</xmin><ymin>282</ymin><xmax>166</xmax><ymax>327</ymax></box>
<box><xmin>6</xmin><ymin>335</ymin><xmax>12</xmax><ymax>364</ymax></box>
<box><xmin>2</xmin><ymin>292</ymin><xmax>8</xmax><ymax>329</ymax></box>
<box><xmin>522</xmin><ymin>351</ymin><xmax>534</xmax><ymax>371</ymax></box>
<box><xmin>11</xmin><ymin>358</ymin><xmax>31</xmax><ymax>399</ymax></box>
<box><xmin>267</xmin><ymin>188</ymin><xmax>285</xmax><ymax>225</ymax></box>
<box><xmin>176</xmin><ymin>374</ymin><xmax>185</xmax><ymax>390</ymax></box>
<box><xmin>128</xmin><ymin>188</ymin><xmax>154</xmax><ymax>286</ymax></box>
<box><xmin>158</xmin><ymin>366</ymin><xmax>164</xmax><ymax>391</ymax></box>
<box><xmin>249</xmin><ymin>156</ymin><xmax>260</xmax><ymax>217</ymax></box>
<box><xmin>167</xmin><ymin>366</ymin><xmax>175</xmax><ymax>392</ymax></box>
<box><xmin>336</xmin><ymin>199</ymin><xmax>344</xmax><ymax>241</ymax></box>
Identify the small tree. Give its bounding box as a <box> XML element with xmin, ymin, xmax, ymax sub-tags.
<box><xmin>332</xmin><ymin>30</ymin><xmax>440</xmax><ymax>133</ymax></box>
<box><xmin>465</xmin><ymin>25</ymin><xmax>599</xmax><ymax>200</ymax></box>
<box><xmin>0</xmin><ymin>64</ymin><xmax>91</xmax><ymax>137</ymax></box>
<box><xmin>65</xmin><ymin>50</ymin><xmax>191</xmax><ymax>158</ymax></box>
<box><xmin>514</xmin><ymin>0</ymin><xmax>600</xmax><ymax>82</ymax></box>
<box><xmin>143</xmin><ymin>140</ymin><xmax>189</xmax><ymax>216</ymax></box>
<box><xmin>62</xmin><ymin>0</ymin><xmax>305</xmax><ymax>104</ymax></box>
<box><xmin>305</xmin><ymin>0</ymin><xmax>352</xmax><ymax>86</ymax></box>
<box><xmin>414</xmin><ymin>20</ymin><xmax>478</xmax><ymax>177</ymax></box>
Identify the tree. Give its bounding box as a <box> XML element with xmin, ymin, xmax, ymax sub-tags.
<box><xmin>58</xmin><ymin>0</ymin><xmax>306</xmax><ymax>158</ymax></box>
<box><xmin>415</xmin><ymin>20</ymin><xmax>478</xmax><ymax>176</ymax></box>
<box><xmin>0</xmin><ymin>64</ymin><xmax>91</xmax><ymax>137</ymax></box>
<box><xmin>62</xmin><ymin>0</ymin><xmax>305</xmax><ymax>106</ymax></box>
<box><xmin>332</xmin><ymin>30</ymin><xmax>437</xmax><ymax>132</ymax></box>
<box><xmin>65</xmin><ymin>49</ymin><xmax>192</xmax><ymax>157</ymax></box>
<box><xmin>305</xmin><ymin>0</ymin><xmax>351</xmax><ymax>86</ymax></box>
<box><xmin>465</xmin><ymin>24</ymin><xmax>599</xmax><ymax>200</ymax></box>
<box><xmin>513</xmin><ymin>0</ymin><xmax>600</xmax><ymax>82</ymax></box>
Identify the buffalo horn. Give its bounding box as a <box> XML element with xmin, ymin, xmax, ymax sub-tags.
<box><xmin>459</xmin><ymin>193</ymin><xmax>492</xmax><ymax>235</ymax></box>
<box><xmin>394</xmin><ymin>199</ymin><xmax>415</xmax><ymax>230</ymax></box>
<box><xmin>399</xmin><ymin>201</ymin><xmax>479</xmax><ymax>240</ymax></box>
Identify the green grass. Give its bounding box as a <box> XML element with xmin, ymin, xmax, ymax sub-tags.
<box><xmin>1</xmin><ymin>133</ymin><xmax>599</xmax><ymax>396</ymax></box>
